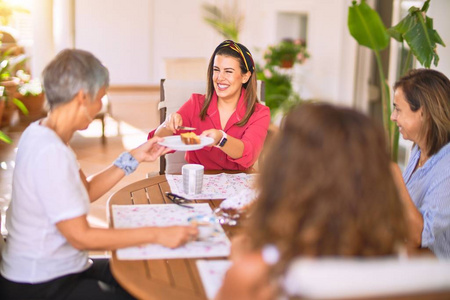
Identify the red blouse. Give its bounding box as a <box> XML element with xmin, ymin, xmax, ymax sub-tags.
<box><xmin>148</xmin><ymin>90</ymin><xmax>270</xmax><ymax>170</ymax></box>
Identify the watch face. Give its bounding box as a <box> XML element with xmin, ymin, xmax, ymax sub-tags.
<box><xmin>219</xmin><ymin>137</ymin><xmax>227</xmax><ymax>147</ymax></box>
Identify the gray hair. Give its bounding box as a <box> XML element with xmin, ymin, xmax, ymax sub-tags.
<box><xmin>42</xmin><ymin>49</ymin><xmax>109</xmax><ymax>110</ymax></box>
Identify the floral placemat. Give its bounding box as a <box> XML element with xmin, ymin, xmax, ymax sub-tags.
<box><xmin>112</xmin><ymin>203</ymin><xmax>230</xmax><ymax>260</ymax></box>
<box><xmin>196</xmin><ymin>260</ymin><xmax>232</xmax><ymax>299</ymax></box>
<box><xmin>166</xmin><ymin>173</ymin><xmax>258</xmax><ymax>200</ymax></box>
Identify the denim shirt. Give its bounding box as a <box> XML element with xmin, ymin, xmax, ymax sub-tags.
<box><xmin>403</xmin><ymin>142</ymin><xmax>450</xmax><ymax>258</ymax></box>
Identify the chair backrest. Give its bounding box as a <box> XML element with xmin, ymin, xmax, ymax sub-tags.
<box><xmin>158</xmin><ymin>79</ymin><xmax>266</xmax><ymax>174</ymax></box>
<box><xmin>283</xmin><ymin>257</ymin><xmax>450</xmax><ymax>299</ymax></box>
<box><xmin>0</xmin><ymin>213</ymin><xmax>4</xmax><ymax>262</ymax></box>
<box><xmin>164</xmin><ymin>58</ymin><xmax>207</xmax><ymax>80</ymax></box>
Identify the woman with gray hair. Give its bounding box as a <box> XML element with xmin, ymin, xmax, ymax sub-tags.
<box><xmin>0</xmin><ymin>49</ymin><xmax>198</xmax><ymax>299</ymax></box>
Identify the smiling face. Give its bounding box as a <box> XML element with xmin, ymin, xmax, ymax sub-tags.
<box><xmin>212</xmin><ymin>54</ymin><xmax>250</xmax><ymax>103</ymax></box>
<box><xmin>390</xmin><ymin>87</ymin><xmax>424</xmax><ymax>145</ymax></box>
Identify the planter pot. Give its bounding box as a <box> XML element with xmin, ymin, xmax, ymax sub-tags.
<box><xmin>0</xmin><ymin>77</ymin><xmax>20</xmax><ymax>98</ymax></box>
<box><xmin>0</xmin><ymin>100</ymin><xmax>18</xmax><ymax>127</ymax></box>
<box><xmin>0</xmin><ymin>100</ymin><xmax>4</xmax><ymax>127</ymax></box>
<box><xmin>280</xmin><ymin>60</ymin><xmax>294</xmax><ymax>69</ymax></box>
<box><xmin>18</xmin><ymin>93</ymin><xmax>45</xmax><ymax>121</ymax></box>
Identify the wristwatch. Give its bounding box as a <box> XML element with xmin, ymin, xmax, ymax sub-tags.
<box><xmin>215</xmin><ymin>130</ymin><xmax>228</xmax><ymax>148</ymax></box>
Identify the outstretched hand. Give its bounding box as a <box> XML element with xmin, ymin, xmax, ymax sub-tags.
<box><xmin>130</xmin><ymin>137</ymin><xmax>172</xmax><ymax>163</ymax></box>
<box><xmin>163</xmin><ymin>112</ymin><xmax>183</xmax><ymax>134</ymax></box>
<box><xmin>200</xmin><ymin>129</ymin><xmax>222</xmax><ymax>146</ymax></box>
<box><xmin>154</xmin><ymin>225</ymin><xmax>199</xmax><ymax>248</ymax></box>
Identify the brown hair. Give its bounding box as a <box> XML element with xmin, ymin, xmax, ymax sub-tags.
<box><xmin>246</xmin><ymin>103</ymin><xmax>407</xmax><ymax>275</ymax></box>
<box><xmin>200</xmin><ymin>46</ymin><xmax>259</xmax><ymax>126</ymax></box>
<box><xmin>394</xmin><ymin>68</ymin><xmax>450</xmax><ymax>156</ymax></box>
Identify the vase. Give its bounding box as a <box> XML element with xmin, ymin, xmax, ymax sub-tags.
<box><xmin>18</xmin><ymin>93</ymin><xmax>46</xmax><ymax>121</ymax></box>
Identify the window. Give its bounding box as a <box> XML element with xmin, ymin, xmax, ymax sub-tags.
<box><xmin>276</xmin><ymin>12</ymin><xmax>308</xmax><ymax>43</ymax></box>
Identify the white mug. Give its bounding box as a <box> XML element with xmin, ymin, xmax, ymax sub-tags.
<box><xmin>182</xmin><ymin>164</ymin><xmax>204</xmax><ymax>195</ymax></box>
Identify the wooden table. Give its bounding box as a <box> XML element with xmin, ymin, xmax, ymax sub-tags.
<box><xmin>108</xmin><ymin>174</ymin><xmax>236</xmax><ymax>300</ymax></box>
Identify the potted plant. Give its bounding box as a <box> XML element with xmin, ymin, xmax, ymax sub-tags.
<box><xmin>0</xmin><ymin>48</ymin><xmax>28</xmax><ymax>127</ymax></box>
<box><xmin>16</xmin><ymin>70</ymin><xmax>44</xmax><ymax>121</ymax></box>
<box><xmin>256</xmin><ymin>63</ymin><xmax>303</xmax><ymax>123</ymax></box>
<box><xmin>264</xmin><ymin>39</ymin><xmax>309</xmax><ymax>69</ymax></box>
<box><xmin>0</xmin><ymin>90</ymin><xmax>11</xmax><ymax>143</ymax></box>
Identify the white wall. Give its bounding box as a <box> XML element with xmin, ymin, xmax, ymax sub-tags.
<box><xmin>151</xmin><ymin>0</ymin><xmax>218</xmax><ymax>82</ymax></box>
<box><xmin>75</xmin><ymin>0</ymin><xmax>152</xmax><ymax>85</ymax></box>
<box><xmin>31</xmin><ymin>0</ymin><xmax>54</xmax><ymax>79</ymax></box>
<box><xmin>71</xmin><ymin>0</ymin><xmax>357</xmax><ymax>106</ymax></box>
<box><xmin>245</xmin><ymin>0</ymin><xmax>357</xmax><ymax>106</ymax></box>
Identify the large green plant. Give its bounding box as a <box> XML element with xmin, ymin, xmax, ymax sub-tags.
<box><xmin>348</xmin><ymin>0</ymin><xmax>445</xmax><ymax>161</ymax></box>
<box><xmin>256</xmin><ymin>64</ymin><xmax>302</xmax><ymax>118</ymax></box>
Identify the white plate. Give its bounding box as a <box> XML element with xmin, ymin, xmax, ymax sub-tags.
<box><xmin>158</xmin><ymin>135</ymin><xmax>214</xmax><ymax>151</ymax></box>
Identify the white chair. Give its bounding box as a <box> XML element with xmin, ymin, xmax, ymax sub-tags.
<box><xmin>157</xmin><ymin>79</ymin><xmax>266</xmax><ymax>175</ymax></box>
<box><xmin>283</xmin><ymin>257</ymin><xmax>450</xmax><ymax>299</ymax></box>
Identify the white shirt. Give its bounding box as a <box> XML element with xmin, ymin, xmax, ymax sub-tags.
<box><xmin>1</xmin><ymin>121</ymin><xmax>91</xmax><ymax>283</ymax></box>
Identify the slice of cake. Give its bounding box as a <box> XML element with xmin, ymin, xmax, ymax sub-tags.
<box><xmin>180</xmin><ymin>132</ymin><xmax>201</xmax><ymax>145</ymax></box>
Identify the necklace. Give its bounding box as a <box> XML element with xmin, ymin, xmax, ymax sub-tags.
<box><xmin>418</xmin><ymin>156</ymin><xmax>428</xmax><ymax>167</ymax></box>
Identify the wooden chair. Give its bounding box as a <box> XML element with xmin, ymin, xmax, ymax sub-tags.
<box><xmin>94</xmin><ymin>95</ymin><xmax>112</xmax><ymax>145</ymax></box>
<box><xmin>157</xmin><ymin>79</ymin><xmax>266</xmax><ymax>175</ymax></box>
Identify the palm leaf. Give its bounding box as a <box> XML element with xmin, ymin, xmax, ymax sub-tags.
<box><xmin>201</xmin><ymin>2</ymin><xmax>242</xmax><ymax>41</ymax></box>
<box><xmin>12</xmin><ymin>97</ymin><xmax>28</xmax><ymax>115</ymax></box>
<box><xmin>387</xmin><ymin>13</ymin><xmax>416</xmax><ymax>42</ymax></box>
<box><xmin>0</xmin><ymin>130</ymin><xmax>12</xmax><ymax>144</ymax></box>
<box><xmin>387</xmin><ymin>0</ymin><xmax>445</xmax><ymax>68</ymax></box>
<box><xmin>348</xmin><ymin>0</ymin><xmax>389</xmax><ymax>51</ymax></box>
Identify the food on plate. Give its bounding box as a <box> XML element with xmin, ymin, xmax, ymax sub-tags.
<box><xmin>180</xmin><ymin>132</ymin><xmax>201</xmax><ymax>145</ymax></box>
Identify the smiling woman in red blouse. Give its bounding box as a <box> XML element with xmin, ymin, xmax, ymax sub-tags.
<box><xmin>148</xmin><ymin>40</ymin><xmax>270</xmax><ymax>171</ymax></box>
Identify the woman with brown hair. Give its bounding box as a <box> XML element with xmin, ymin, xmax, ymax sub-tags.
<box><xmin>216</xmin><ymin>103</ymin><xmax>408</xmax><ymax>299</ymax></box>
<box><xmin>390</xmin><ymin>68</ymin><xmax>450</xmax><ymax>258</ymax></box>
<box><xmin>148</xmin><ymin>40</ymin><xmax>270</xmax><ymax>171</ymax></box>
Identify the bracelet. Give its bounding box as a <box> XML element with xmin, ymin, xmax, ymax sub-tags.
<box><xmin>114</xmin><ymin>152</ymin><xmax>139</xmax><ymax>175</ymax></box>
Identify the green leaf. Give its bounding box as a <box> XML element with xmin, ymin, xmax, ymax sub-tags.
<box><xmin>421</xmin><ymin>0</ymin><xmax>430</xmax><ymax>13</ymax></box>
<box><xmin>388</xmin><ymin>1</ymin><xmax>445</xmax><ymax>69</ymax></box>
<box><xmin>403</xmin><ymin>19</ymin><xmax>440</xmax><ymax>68</ymax></box>
<box><xmin>12</xmin><ymin>97</ymin><xmax>28</xmax><ymax>115</ymax></box>
<box><xmin>387</xmin><ymin>14</ymin><xmax>416</xmax><ymax>42</ymax></box>
<box><xmin>0</xmin><ymin>130</ymin><xmax>12</xmax><ymax>144</ymax></box>
<box><xmin>348</xmin><ymin>0</ymin><xmax>389</xmax><ymax>51</ymax></box>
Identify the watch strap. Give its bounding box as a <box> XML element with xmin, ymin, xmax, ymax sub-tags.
<box><xmin>215</xmin><ymin>130</ymin><xmax>228</xmax><ymax>148</ymax></box>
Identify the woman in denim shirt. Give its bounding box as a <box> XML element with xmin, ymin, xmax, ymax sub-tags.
<box><xmin>390</xmin><ymin>69</ymin><xmax>450</xmax><ymax>258</ymax></box>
